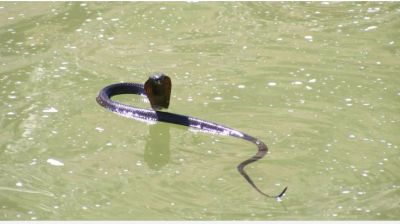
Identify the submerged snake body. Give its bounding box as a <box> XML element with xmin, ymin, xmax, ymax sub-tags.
<box><xmin>97</xmin><ymin>82</ymin><xmax>287</xmax><ymax>198</ymax></box>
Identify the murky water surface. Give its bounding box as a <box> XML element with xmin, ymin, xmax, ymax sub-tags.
<box><xmin>1</xmin><ymin>2</ymin><xmax>399</xmax><ymax>220</ymax></box>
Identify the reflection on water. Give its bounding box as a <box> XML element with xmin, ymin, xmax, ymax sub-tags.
<box><xmin>144</xmin><ymin>123</ymin><xmax>171</xmax><ymax>170</ymax></box>
<box><xmin>0</xmin><ymin>1</ymin><xmax>399</xmax><ymax>220</ymax></box>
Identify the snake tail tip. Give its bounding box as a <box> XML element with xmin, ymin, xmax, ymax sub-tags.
<box><xmin>277</xmin><ymin>186</ymin><xmax>288</xmax><ymax>199</ymax></box>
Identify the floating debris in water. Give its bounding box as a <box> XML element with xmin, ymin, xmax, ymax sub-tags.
<box><xmin>362</xmin><ymin>170</ymin><xmax>369</xmax><ymax>177</ymax></box>
<box><xmin>292</xmin><ymin>81</ymin><xmax>303</xmax><ymax>85</ymax></box>
<box><xmin>304</xmin><ymin>35</ymin><xmax>313</xmax><ymax>42</ymax></box>
<box><xmin>95</xmin><ymin>127</ymin><xmax>104</xmax><ymax>132</ymax></box>
<box><xmin>47</xmin><ymin>158</ymin><xmax>64</xmax><ymax>166</ymax></box>
<box><xmin>43</xmin><ymin>107</ymin><xmax>58</xmax><ymax>113</ymax></box>
<box><xmin>364</xmin><ymin>26</ymin><xmax>377</xmax><ymax>31</ymax></box>
<box><xmin>267</xmin><ymin>82</ymin><xmax>277</xmax><ymax>87</ymax></box>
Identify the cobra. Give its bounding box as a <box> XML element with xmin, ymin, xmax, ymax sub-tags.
<box><xmin>96</xmin><ymin>73</ymin><xmax>287</xmax><ymax>199</ymax></box>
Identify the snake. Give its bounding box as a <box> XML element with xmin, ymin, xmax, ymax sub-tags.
<box><xmin>96</xmin><ymin>73</ymin><xmax>287</xmax><ymax>199</ymax></box>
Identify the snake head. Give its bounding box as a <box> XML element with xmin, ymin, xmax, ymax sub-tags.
<box><xmin>144</xmin><ymin>73</ymin><xmax>172</xmax><ymax>111</ymax></box>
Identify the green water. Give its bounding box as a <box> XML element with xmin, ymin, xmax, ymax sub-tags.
<box><xmin>1</xmin><ymin>2</ymin><xmax>399</xmax><ymax>220</ymax></box>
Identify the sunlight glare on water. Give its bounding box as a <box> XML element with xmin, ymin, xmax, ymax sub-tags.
<box><xmin>0</xmin><ymin>1</ymin><xmax>399</xmax><ymax>220</ymax></box>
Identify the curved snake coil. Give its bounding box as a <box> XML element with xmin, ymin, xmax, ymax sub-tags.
<box><xmin>97</xmin><ymin>81</ymin><xmax>287</xmax><ymax>199</ymax></box>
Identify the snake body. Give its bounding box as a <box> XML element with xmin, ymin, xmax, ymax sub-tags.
<box><xmin>97</xmin><ymin>82</ymin><xmax>287</xmax><ymax>199</ymax></box>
